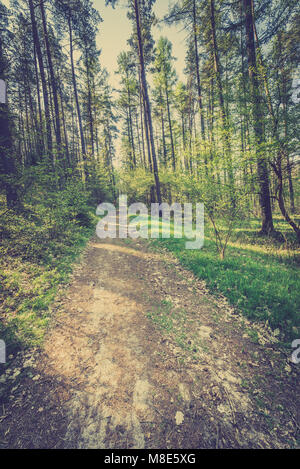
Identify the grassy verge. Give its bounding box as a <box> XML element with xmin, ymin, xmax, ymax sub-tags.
<box><xmin>0</xmin><ymin>223</ymin><xmax>94</xmax><ymax>354</ymax></box>
<box><xmin>147</xmin><ymin>216</ymin><xmax>300</xmax><ymax>340</ymax></box>
<box><xmin>0</xmin><ymin>186</ymin><xmax>97</xmax><ymax>357</ymax></box>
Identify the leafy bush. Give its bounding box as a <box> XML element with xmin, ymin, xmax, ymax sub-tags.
<box><xmin>0</xmin><ymin>165</ymin><xmax>104</xmax><ymax>353</ymax></box>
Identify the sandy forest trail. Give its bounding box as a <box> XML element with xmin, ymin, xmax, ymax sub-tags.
<box><xmin>0</xmin><ymin>235</ymin><xmax>299</xmax><ymax>449</ymax></box>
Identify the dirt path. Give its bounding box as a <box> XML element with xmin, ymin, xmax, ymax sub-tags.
<box><xmin>0</xmin><ymin>235</ymin><xmax>299</xmax><ymax>449</ymax></box>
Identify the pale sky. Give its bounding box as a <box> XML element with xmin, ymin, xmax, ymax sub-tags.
<box><xmin>94</xmin><ymin>0</ymin><xmax>187</xmax><ymax>88</ymax></box>
<box><xmin>93</xmin><ymin>0</ymin><xmax>187</xmax><ymax>160</ymax></box>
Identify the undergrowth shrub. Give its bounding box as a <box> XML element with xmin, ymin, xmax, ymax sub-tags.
<box><xmin>0</xmin><ymin>165</ymin><xmax>111</xmax><ymax>353</ymax></box>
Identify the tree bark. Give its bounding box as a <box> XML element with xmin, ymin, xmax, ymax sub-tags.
<box><xmin>28</xmin><ymin>0</ymin><xmax>53</xmax><ymax>162</ymax></box>
<box><xmin>192</xmin><ymin>0</ymin><xmax>205</xmax><ymax>144</ymax></box>
<box><xmin>134</xmin><ymin>0</ymin><xmax>161</xmax><ymax>205</ymax></box>
<box><xmin>68</xmin><ymin>15</ymin><xmax>87</xmax><ymax>173</ymax></box>
<box><xmin>0</xmin><ymin>37</ymin><xmax>20</xmax><ymax>208</ymax></box>
<box><xmin>243</xmin><ymin>0</ymin><xmax>274</xmax><ymax>233</ymax></box>
<box><xmin>165</xmin><ymin>82</ymin><xmax>175</xmax><ymax>170</ymax></box>
<box><xmin>40</xmin><ymin>0</ymin><xmax>62</xmax><ymax>151</ymax></box>
<box><xmin>210</xmin><ymin>0</ymin><xmax>235</xmax><ymax>204</ymax></box>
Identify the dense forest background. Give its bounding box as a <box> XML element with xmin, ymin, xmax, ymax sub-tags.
<box><xmin>0</xmin><ymin>0</ymin><xmax>299</xmax><ymax>351</ymax></box>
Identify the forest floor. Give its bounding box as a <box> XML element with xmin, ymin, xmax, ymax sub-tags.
<box><xmin>0</xmin><ymin>233</ymin><xmax>299</xmax><ymax>449</ymax></box>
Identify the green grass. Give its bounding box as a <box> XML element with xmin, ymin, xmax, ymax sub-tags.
<box><xmin>147</xmin><ymin>299</ymin><xmax>207</xmax><ymax>358</ymax></box>
<box><xmin>0</xmin><ymin>196</ymin><xmax>97</xmax><ymax>357</ymax></box>
<box><xmin>146</xmin><ymin>216</ymin><xmax>299</xmax><ymax>339</ymax></box>
<box><xmin>0</xmin><ymin>223</ymin><xmax>95</xmax><ymax>355</ymax></box>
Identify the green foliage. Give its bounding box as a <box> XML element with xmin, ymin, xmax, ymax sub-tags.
<box><xmin>0</xmin><ymin>166</ymin><xmax>98</xmax><ymax>354</ymax></box>
<box><xmin>118</xmin><ymin>167</ymin><xmax>154</xmax><ymax>204</ymax></box>
<box><xmin>86</xmin><ymin>157</ymin><xmax>116</xmax><ymax>204</ymax></box>
<box><xmin>149</xmin><ymin>218</ymin><xmax>300</xmax><ymax>340</ymax></box>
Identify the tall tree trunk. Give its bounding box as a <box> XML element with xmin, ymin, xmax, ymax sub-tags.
<box><xmin>192</xmin><ymin>0</ymin><xmax>205</xmax><ymax>143</ymax></box>
<box><xmin>57</xmin><ymin>75</ymin><xmax>70</xmax><ymax>167</ymax></box>
<box><xmin>68</xmin><ymin>15</ymin><xmax>87</xmax><ymax>176</ymax></box>
<box><xmin>210</xmin><ymin>0</ymin><xmax>235</xmax><ymax>204</ymax></box>
<box><xmin>0</xmin><ymin>37</ymin><xmax>20</xmax><ymax>208</ymax></box>
<box><xmin>143</xmin><ymin>98</ymin><xmax>156</xmax><ymax>203</ymax></box>
<box><xmin>134</xmin><ymin>0</ymin><xmax>161</xmax><ymax>205</ymax></box>
<box><xmin>85</xmin><ymin>47</ymin><xmax>95</xmax><ymax>158</ymax></box>
<box><xmin>126</xmin><ymin>108</ymin><xmax>134</xmax><ymax>169</ymax></box>
<box><xmin>253</xmin><ymin>25</ymin><xmax>298</xmax><ymax>239</ymax></box>
<box><xmin>243</xmin><ymin>0</ymin><xmax>274</xmax><ymax>234</ymax></box>
<box><xmin>33</xmin><ymin>43</ymin><xmax>44</xmax><ymax>155</ymax></box>
<box><xmin>283</xmin><ymin>91</ymin><xmax>295</xmax><ymax>214</ymax></box>
<box><xmin>165</xmin><ymin>83</ymin><xmax>176</xmax><ymax>170</ymax></box>
<box><xmin>139</xmin><ymin>81</ymin><xmax>146</xmax><ymax>167</ymax></box>
<box><xmin>127</xmin><ymin>79</ymin><xmax>136</xmax><ymax>167</ymax></box>
<box><xmin>28</xmin><ymin>0</ymin><xmax>53</xmax><ymax>163</ymax></box>
<box><xmin>160</xmin><ymin>93</ymin><xmax>167</xmax><ymax>166</ymax></box>
<box><xmin>135</xmin><ymin>112</ymin><xmax>142</xmax><ymax>165</ymax></box>
<box><xmin>278</xmin><ymin>32</ymin><xmax>295</xmax><ymax>214</ymax></box>
<box><xmin>40</xmin><ymin>0</ymin><xmax>62</xmax><ymax>151</ymax></box>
